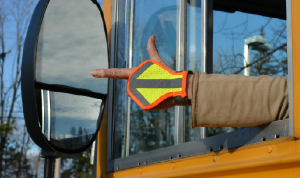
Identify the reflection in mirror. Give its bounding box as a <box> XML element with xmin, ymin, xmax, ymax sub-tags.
<box><xmin>41</xmin><ymin>91</ymin><xmax>103</xmax><ymax>149</ymax></box>
<box><xmin>35</xmin><ymin>0</ymin><xmax>107</xmax><ymax>151</ymax></box>
<box><xmin>36</xmin><ymin>0</ymin><xmax>108</xmax><ymax>94</ymax></box>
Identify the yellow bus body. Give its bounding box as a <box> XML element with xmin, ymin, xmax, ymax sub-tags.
<box><xmin>96</xmin><ymin>0</ymin><xmax>300</xmax><ymax>177</ymax></box>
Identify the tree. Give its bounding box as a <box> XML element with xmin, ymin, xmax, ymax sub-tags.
<box><xmin>0</xmin><ymin>0</ymin><xmax>37</xmax><ymax>176</ymax></box>
<box><xmin>60</xmin><ymin>148</ymin><xmax>94</xmax><ymax>178</ymax></box>
<box><xmin>4</xmin><ymin>123</ymin><xmax>38</xmax><ymax>178</ymax></box>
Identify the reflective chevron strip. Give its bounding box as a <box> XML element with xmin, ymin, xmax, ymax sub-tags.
<box><xmin>127</xmin><ymin>60</ymin><xmax>188</xmax><ymax>110</ymax></box>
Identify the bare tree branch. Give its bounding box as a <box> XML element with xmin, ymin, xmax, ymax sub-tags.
<box><xmin>233</xmin><ymin>43</ymin><xmax>287</xmax><ymax>74</ymax></box>
<box><xmin>0</xmin><ymin>0</ymin><xmax>37</xmax><ymax>176</ymax></box>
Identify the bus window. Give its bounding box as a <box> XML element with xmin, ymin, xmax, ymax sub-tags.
<box><xmin>209</xmin><ymin>3</ymin><xmax>287</xmax><ymax>137</ymax></box>
<box><xmin>107</xmin><ymin>0</ymin><xmax>292</xmax><ymax>171</ymax></box>
<box><xmin>112</xmin><ymin>0</ymin><xmax>178</xmax><ymax>159</ymax></box>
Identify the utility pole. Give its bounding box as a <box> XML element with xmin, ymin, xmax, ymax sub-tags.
<box><xmin>244</xmin><ymin>35</ymin><xmax>272</xmax><ymax>76</ymax></box>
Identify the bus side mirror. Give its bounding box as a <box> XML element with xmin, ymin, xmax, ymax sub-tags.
<box><xmin>21</xmin><ymin>0</ymin><xmax>108</xmax><ymax>154</ymax></box>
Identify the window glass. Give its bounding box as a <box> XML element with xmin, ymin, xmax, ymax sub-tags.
<box><xmin>213</xmin><ymin>12</ymin><xmax>286</xmax><ymax>76</ymax></box>
<box><xmin>185</xmin><ymin>0</ymin><xmax>202</xmax><ymax>142</ymax></box>
<box><xmin>113</xmin><ymin>0</ymin><xmax>178</xmax><ymax>158</ymax></box>
<box><xmin>130</xmin><ymin>0</ymin><xmax>177</xmax><ymax>156</ymax></box>
<box><xmin>211</xmin><ymin>8</ymin><xmax>287</xmax><ymax>136</ymax></box>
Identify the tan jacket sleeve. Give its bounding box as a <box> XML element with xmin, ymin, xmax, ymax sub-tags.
<box><xmin>191</xmin><ymin>72</ymin><xmax>289</xmax><ymax>128</ymax></box>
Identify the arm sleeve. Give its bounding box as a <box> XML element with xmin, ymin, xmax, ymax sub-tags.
<box><xmin>191</xmin><ymin>72</ymin><xmax>289</xmax><ymax>128</ymax></box>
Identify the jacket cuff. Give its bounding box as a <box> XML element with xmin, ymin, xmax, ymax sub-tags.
<box><xmin>191</xmin><ymin>71</ymin><xmax>199</xmax><ymax>129</ymax></box>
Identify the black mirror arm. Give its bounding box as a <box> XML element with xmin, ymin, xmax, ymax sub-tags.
<box><xmin>35</xmin><ymin>81</ymin><xmax>107</xmax><ymax>100</ymax></box>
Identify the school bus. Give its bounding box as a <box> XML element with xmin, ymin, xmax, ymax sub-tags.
<box><xmin>94</xmin><ymin>0</ymin><xmax>300</xmax><ymax>177</ymax></box>
<box><xmin>20</xmin><ymin>0</ymin><xmax>300</xmax><ymax>177</ymax></box>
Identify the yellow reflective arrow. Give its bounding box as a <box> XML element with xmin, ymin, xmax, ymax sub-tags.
<box><xmin>137</xmin><ymin>64</ymin><xmax>182</xmax><ymax>79</ymax></box>
<box><xmin>137</xmin><ymin>88</ymin><xmax>182</xmax><ymax>104</ymax></box>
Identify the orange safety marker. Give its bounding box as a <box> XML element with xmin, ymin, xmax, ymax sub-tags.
<box><xmin>127</xmin><ymin>60</ymin><xmax>188</xmax><ymax>110</ymax></box>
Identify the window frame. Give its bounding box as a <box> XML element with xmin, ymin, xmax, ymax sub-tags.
<box><xmin>106</xmin><ymin>0</ymin><xmax>293</xmax><ymax>172</ymax></box>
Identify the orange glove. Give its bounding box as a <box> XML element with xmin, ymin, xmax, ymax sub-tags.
<box><xmin>127</xmin><ymin>60</ymin><xmax>188</xmax><ymax>110</ymax></box>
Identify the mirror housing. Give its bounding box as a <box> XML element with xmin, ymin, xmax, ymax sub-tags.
<box><xmin>21</xmin><ymin>0</ymin><xmax>108</xmax><ymax>154</ymax></box>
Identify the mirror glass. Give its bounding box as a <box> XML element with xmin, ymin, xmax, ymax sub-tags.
<box><xmin>35</xmin><ymin>0</ymin><xmax>107</xmax><ymax>151</ymax></box>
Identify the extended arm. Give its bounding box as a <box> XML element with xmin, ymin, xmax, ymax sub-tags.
<box><xmin>92</xmin><ymin>35</ymin><xmax>289</xmax><ymax>127</ymax></box>
<box><xmin>191</xmin><ymin>72</ymin><xmax>288</xmax><ymax>128</ymax></box>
